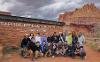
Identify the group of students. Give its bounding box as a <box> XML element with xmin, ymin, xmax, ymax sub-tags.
<box><xmin>21</xmin><ymin>31</ymin><xmax>86</xmax><ymax>60</ymax></box>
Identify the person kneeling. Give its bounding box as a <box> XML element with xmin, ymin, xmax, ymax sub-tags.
<box><xmin>51</xmin><ymin>43</ymin><xmax>57</xmax><ymax>58</ymax></box>
<box><xmin>34</xmin><ymin>42</ymin><xmax>41</xmax><ymax>59</ymax></box>
<box><xmin>41</xmin><ymin>41</ymin><xmax>48</xmax><ymax>57</ymax></box>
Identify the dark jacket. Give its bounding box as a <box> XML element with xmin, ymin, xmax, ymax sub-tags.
<box><xmin>21</xmin><ymin>38</ymin><xmax>31</xmax><ymax>48</ymax></box>
<box><xmin>52</xmin><ymin>35</ymin><xmax>59</xmax><ymax>43</ymax></box>
<box><xmin>72</xmin><ymin>35</ymin><xmax>78</xmax><ymax>45</ymax></box>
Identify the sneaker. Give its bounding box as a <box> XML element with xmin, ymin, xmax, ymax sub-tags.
<box><xmin>52</xmin><ymin>56</ymin><xmax>55</xmax><ymax>58</ymax></box>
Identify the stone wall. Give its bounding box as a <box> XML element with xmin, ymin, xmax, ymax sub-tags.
<box><xmin>0</xmin><ymin>20</ymin><xmax>63</xmax><ymax>46</ymax></box>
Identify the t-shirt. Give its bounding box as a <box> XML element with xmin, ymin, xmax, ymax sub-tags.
<box><xmin>35</xmin><ymin>35</ymin><xmax>42</xmax><ymax>44</ymax></box>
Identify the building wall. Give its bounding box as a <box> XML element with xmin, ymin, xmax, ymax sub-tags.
<box><xmin>0</xmin><ymin>21</ymin><xmax>63</xmax><ymax>46</ymax></box>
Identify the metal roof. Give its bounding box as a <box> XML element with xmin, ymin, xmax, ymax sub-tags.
<box><xmin>0</xmin><ymin>14</ymin><xmax>65</xmax><ymax>26</ymax></box>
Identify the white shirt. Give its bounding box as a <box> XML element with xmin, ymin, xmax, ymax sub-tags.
<box><xmin>35</xmin><ymin>35</ymin><xmax>42</xmax><ymax>44</ymax></box>
<box><xmin>29</xmin><ymin>36</ymin><xmax>32</xmax><ymax>40</ymax></box>
<box><xmin>78</xmin><ymin>35</ymin><xmax>85</xmax><ymax>46</ymax></box>
<box><xmin>31</xmin><ymin>38</ymin><xmax>36</xmax><ymax>43</ymax></box>
<box><xmin>65</xmin><ymin>35</ymin><xmax>68</xmax><ymax>42</ymax></box>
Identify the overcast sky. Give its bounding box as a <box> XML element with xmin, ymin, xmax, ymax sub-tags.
<box><xmin>0</xmin><ymin>0</ymin><xmax>100</xmax><ymax>21</ymax></box>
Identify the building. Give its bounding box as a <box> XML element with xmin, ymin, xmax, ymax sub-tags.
<box><xmin>0</xmin><ymin>14</ymin><xmax>64</xmax><ymax>45</ymax></box>
<box><xmin>0</xmin><ymin>11</ymin><xmax>11</xmax><ymax>15</ymax></box>
<box><xmin>59</xmin><ymin>3</ymin><xmax>100</xmax><ymax>37</ymax></box>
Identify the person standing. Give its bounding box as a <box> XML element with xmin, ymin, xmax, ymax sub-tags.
<box><xmin>59</xmin><ymin>33</ymin><xmax>65</xmax><ymax>42</ymax></box>
<box><xmin>41</xmin><ymin>33</ymin><xmax>48</xmax><ymax>57</ymax></box>
<box><xmin>78</xmin><ymin>32</ymin><xmax>86</xmax><ymax>60</ymax></box>
<box><xmin>67</xmin><ymin>32</ymin><xmax>72</xmax><ymax>46</ymax></box>
<box><xmin>28</xmin><ymin>35</ymin><xmax>36</xmax><ymax>60</ymax></box>
<box><xmin>41</xmin><ymin>33</ymin><xmax>48</xmax><ymax>45</ymax></box>
<box><xmin>20</xmin><ymin>34</ymin><xmax>31</xmax><ymax>57</ymax></box>
<box><xmin>21</xmin><ymin>34</ymin><xmax>31</xmax><ymax>49</ymax></box>
<box><xmin>47</xmin><ymin>35</ymin><xmax>52</xmax><ymax>43</ymax></box>
<box><xmin>65</xmin><ymin>32</ymin><xmax>68</xmax><ymax>42</ymax></box>
<box><xmin>52</xmin><ymin>32</ymin><xmax>59</xmax><ymax>43</ymax></box>
<box><xmin>72</xmin><ymin>31</ymin><xmax>78</xmax><ymax>52</ymax></box>
<box><xmin>35</xmin><ymin>33</ymin><xmax>42</xmax><ymax>45</ymax></box>
<box><xmin>67</xmin><ymin>32</ymin><xmax>75</xmax><ymax>58</ymax></box>
<box><xmin>29</xmin><ymin>33</ymin><xmax>34</xmax><ymax>40</ymax></box>
<box><xmin>78</xmin><ymin>32</ymin><xmax>85</xmax><ymax>47</ymax></box>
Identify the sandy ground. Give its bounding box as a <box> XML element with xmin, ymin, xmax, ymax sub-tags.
<box><xmin>1</xmin><ymin>45</ymin><xmax>100</xmax><ymax>62</ymax></box>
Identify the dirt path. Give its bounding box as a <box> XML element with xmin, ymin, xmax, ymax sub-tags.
<box><xmin>1</xmin><ymin>45</ymin><xmax>100</xmax><ymax>62</ymax></box>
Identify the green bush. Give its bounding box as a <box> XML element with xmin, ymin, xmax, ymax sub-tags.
<box><xmin>2</xmin><ymin>46</ymin><xmax>19</xmax><ymax>55</ymax></box>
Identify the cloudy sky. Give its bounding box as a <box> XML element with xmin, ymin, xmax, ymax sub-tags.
<box><xmin>0</xmin><ymin>0</ymin><xmax>100</xmax><ymax>21</ymax></box>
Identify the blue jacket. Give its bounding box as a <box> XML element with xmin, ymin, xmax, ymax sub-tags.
<box><xmin>41</xmin><ymin>35</ymin><xmax>48</xmax><ymax>45</ymax></box>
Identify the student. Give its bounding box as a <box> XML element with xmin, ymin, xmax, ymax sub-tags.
<box><xmin>50</xmin><ymin>34</ymin><xmax>54</xmax><ymax>43</ymax></box>
<box><xmin>59</xmin><ymin>33</ymin><xmax>65</xmax><ymax>42</ymax></box>
<box><xmin>51</xmin><ymin>43</ymin><xmax>57</xmax><ymax>58</ymax></box>
<box><xmin>75</xmin><ymin>43</ymin><xmax>86</xmax><ymax>60</ymax></box>
<box><xmin>72</xmin><ymin>31</ymin><xmax>78</xmax><ymax>52</ymax></box>
<box><xmin>28</xmin><ymin>36</ymin><xmax>36</xmax><ymax>60</ymax></box>
<box><xmin>31</xmin><ymin>35</ymin><xmax>36</xmax><ymax>43</ymax></box>
<box><xmin>29</xmin><ymin>33</ymin><xmax>34</xmax><ymax>40</ymax></box>
<box><xmin>78</xmin><ymin>32</ymin><xmax>85</xmax><ymax>47</ymax></box>
<box><xmin>21</xmin><ymin>34</ymin><xmax>31</xmax><ymax>48</ymax></box>
<box><xmin>47</xmin><ymin>35</ymin><xmax>52</xmax><ymax>43</ymax></box>
<box><xmin>41</xmin><ymin>33</ymin><xmax>48</xmax><ymax>45</ymax></box>
<box><xmin>47</xmin><ymin>42</ymin><xmax>52</xmax><ymax>57</ymax></box>
<box><xmin>34</xmin><ymin>42</ymin><xmax>41</xmax><ymax>59</ymax></box>
<box><xmin>78</xmin><ymin>32</ymin><xmax>86</xmax><ymax>59</ymax></box>
<box><xmin>52</xmin><ymin>32</ymin><xmax>59</xmax><ymax>43</ymax></box>
<box><xmin>75</xmin><ymin>46</ymin><xmax>80</xmax><ymax>57</ymax></box>
<box><xmin>57</xmin><ymin>41</ymin><xmax>63</xmax><ymax>56</ymax></box>
<box><xmin>62</xmin><ymin>42</ymin><xmax>68</xmax><ymax>56</ymax></box>
<box><xmin>67</xmin><ymin>32</ymin><xmax>72</xmax><ymax>46</ymax></box>
<box><xmin>79</xmin><ymin>46</ymin><xmax>86</xmax><ymax>60</ymax></box>
<box><xmin>35</xmin><ymin>33</ymin><xmax>42</xmax><ymax>44</ymax></box>
<box><xmin>20</xmin><ymin>34</ymin><xmax>31</xmax><ymax>57</ymax></box>
<box><xmin>64</xmin><ymin>32</ymin><xmax>68</xmax><ymax>41</ymax></box>
<box><xmin>41</xmin><ymin>41</ymin><xmax>48</xmax><ymax>57</ymax></box>
<box><xmin>67</xmin><ymin>32</ymin><xmax>75</xmax><ymax>58</ymax></box>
